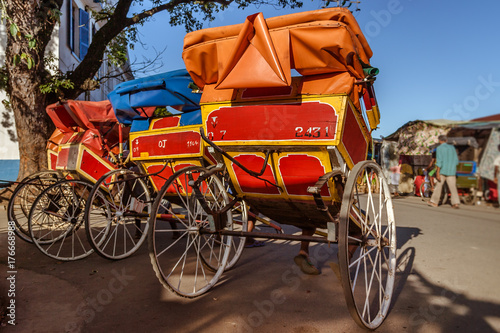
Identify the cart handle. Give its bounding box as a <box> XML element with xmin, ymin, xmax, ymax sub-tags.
<box><xmin>0</xmin><ymin>180</ymin><xmax>15</xmax><ymax>188</ymax></box>
<box><xmin>199</xmin><ymin>128</ymin><xmax>281</xmax><ymax>190</ymax></box>
<box><xmin>200</xmin><ymin>128</ymin><xmax>270</xmax><ymax>178</ymax></box>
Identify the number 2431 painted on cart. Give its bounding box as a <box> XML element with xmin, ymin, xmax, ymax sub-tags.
<box><xmin>295</xmin><ymin>126</ymin><xmax>330</xmax><ymax>138</ymax></box>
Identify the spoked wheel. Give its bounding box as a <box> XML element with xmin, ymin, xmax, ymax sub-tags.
<box><xmin>85</xmin><ymin>169</ymin><xmax>151</xmax><ymax>260</ymax></box>
<box><xmin>338</xmin><ymin>160</ymin><xmax>397</xmax><ymax>330</ymax></box>
<box><xmin>28</xmin><ymin>179</ymin><xmax>94</xmax><ymax>261</ymax></box>
<box><xmin>218</xmin><ymin>169</ymin><xmax>248</xmax><ymax>270</ymax></box>
<box><xmin>7</xmin><ymin>170</ymin><xmax>63</xmax><ymax>243</ymax></box>
<box><xmin>148</xmin><ymin>166</ymin><xmax>232</xmax><ymax>297</ymax></box>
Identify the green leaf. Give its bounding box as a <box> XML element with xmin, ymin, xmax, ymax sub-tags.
<box><xmin>27</xmin><ymin>57</ymin><xmax>34</xmax><ymax>69</ymax></box>
<box><xmin>12</xmin><ymin>54</ymin><xmax>20</xmax><ymax>66</ymax></box>
<box><xmin>9</xmin><ymin>23</ymin><xmax>18</xmax><ymax>39</ymax></box>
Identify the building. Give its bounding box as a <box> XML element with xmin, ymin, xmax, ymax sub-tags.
<box><xmin>0</xmin><ymin>0</ymin><xmax>132</xmax><ymax>168</ymax></box>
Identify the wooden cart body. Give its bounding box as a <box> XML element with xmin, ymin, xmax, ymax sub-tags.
<box><xmin>182</xmin><ymin>7</ymin><xmax>380</xmax><ymax>228</ymax></box>
<box><xmin>202</xmin><ymin>90</ymin><xmax>370</xmax><ymax>228</ymax></box>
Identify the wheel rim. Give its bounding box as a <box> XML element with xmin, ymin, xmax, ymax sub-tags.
<box><xmin>7</xmin><ymin>171</ymin><xmax>62</xmax><ymax>243</ymax></box>
<box><xmin>224</xmin><ymin>200</ymin><xmax>247</xmax><ymax>270</ymax></box>
<box><xmin>149</xmin><ymin>166</ymin><xmax>232</xmax><ymax>297</ymax></box>
<box><xmin>29</xmin><ymin>179</ymin><xmax>94</xmax><ymax>261</ymax></box>
<box><xmin>339</xmin><ymin>161</ymin><xmax>397</xmax><ymax>329</ymax></box>
<box><xmin>85</xmin><ymin>169</ymin><xmax>150</xmax><ymax>260</ymax></box>
<box><xmin>216</xmin><ymin>170</ymin><xmax>247</xmax><ymax>271</ymax></box>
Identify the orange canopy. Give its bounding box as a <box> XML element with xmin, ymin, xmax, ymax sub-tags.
<box><xmin>182</xmin><ymin>7</ymin><xmax>373</xmax><ymax>93</ymax></box>
<box><xmin>46</xmin><ymin>100</ymin><xmax>123</xmax><ymax>156</ymax></box>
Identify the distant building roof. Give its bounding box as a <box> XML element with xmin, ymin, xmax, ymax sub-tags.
<box><xmin>385</xmin><ymin>116</ymin><xmax>500</xmax><ymax>140</ymax></box>
<box><xmin>470</xmin><ymin>113</ymin><xmax>500</xmax><ymax>122</ymax></box>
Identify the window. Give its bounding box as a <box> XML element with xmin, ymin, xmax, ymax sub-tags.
<box><xmin>67</xmin><ymin>1</ymin><xmax>91</xmax><ymax>60</ymax></box>
<box><xmin>67</xmin><ymin>1</ymin><xmax>76</xmax><ymax>52</ymax></box>
<box><xmin>79</xmin><ymin>9</ymin><xmax>89</xmax><ymax>59</ymax></box>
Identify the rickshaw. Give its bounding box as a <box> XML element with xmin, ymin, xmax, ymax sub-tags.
<box><xmin>7</xmin><ymin>111</ymin><xmax>90</xmax><ymax>244</ymax></box>
<box><xmin>147</xmin><ymin>7</ymin><xmax>397</xmax><ymax>330</ymax></box>
<box><xmin>83</xmin><ymin>69</ymin><xmax>249</xmax><ymax>266</ymax></box>
<box><xmin>10</xmin><ymin>100</ymin><xmax>126</xmax><ymax>261</ymax></box>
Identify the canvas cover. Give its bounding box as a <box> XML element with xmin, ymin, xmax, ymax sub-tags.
<box><xmin>108</xmin><ymin>69</ymin><xmax>201</xmax><ymax>125</ymax></box>
<box><xmin>46</xmin><ymin>100</ymin><xmax>121</xmax><ymax>156</ymax></box>
<box><xmin>384</xmin><ymin>121</ymin><xmax>451</xmax><ymax>156</ymax></box>
<box><xmin>182</xmin><ymin>7</ymin><xmax>374</xmax><ymax>101</ymax></box>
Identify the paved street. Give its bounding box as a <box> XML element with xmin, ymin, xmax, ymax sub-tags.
<box><xmin>1</xmin><ymin>196</ymin><xmax>499</xmax><ymax>333</ymax></box>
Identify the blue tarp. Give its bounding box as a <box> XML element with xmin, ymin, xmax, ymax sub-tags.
<box><xmin>108</xmin><ymin>69</ymin><xmax>201</xmax><ymax>125</ymax></box>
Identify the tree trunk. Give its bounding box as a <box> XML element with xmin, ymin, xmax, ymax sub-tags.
<box><xmin>4</xmin><ymin>1</ymin><xmax>57</xmax><ymax>181</ymax></box>
<box><xmin>9</xmin><ymin>76</ymin><xmax>54</xmax><ymax>181</ymax></box>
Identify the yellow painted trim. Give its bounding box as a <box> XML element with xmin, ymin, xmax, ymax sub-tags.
<box><xmin>335</xmin><ymin>99</ymin><xmax>370</xmax><ymax>170</ymax></box>
<box><xmin>47</xmin><ymin>150</ymin><xmax>57</xmax><ymax>170</ymax></box>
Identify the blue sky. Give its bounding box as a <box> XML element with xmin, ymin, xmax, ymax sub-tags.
<box><xmin>129</xmin><ymin>0</ymin><xmax>500</xmax><ymax>138</ymax></box>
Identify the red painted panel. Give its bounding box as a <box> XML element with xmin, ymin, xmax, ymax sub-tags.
<box><xmin>342</xmin><ymin>104</ymin><xmax>367</xmax><ymax>165</ymax></box>
<box><xmin>147</xmin><ymin>164</ymin><xmax>175</xmax><ymax>191</ymax></box>
<box><xmin>147</xmin><ymin>163</ymin><xmax>198</xmax><ymax>193</ymax></box>
<box><xmin>205</xmin><ymin>102</ymin><xmax>337</xmax><ymax>142</ymax></box>
<box><xmin>278</xmin><ymin>155</ymin><xmax>330</xmax><ymax>196</ymax></box>
<box><xmin>80</xmin><ymin>150</ymin><xmax>114</xmax><ymax>182</ymax></box>
<box><xmin>131</xmin><ymin>131</ymin><xmax>201</xmax><ymax>158</ymax></box>
<box><xmin>49</xmin><ymin>152</ymin><xmax>58</xmax><ymax>170</ymax></box>
<box><xmin>56</xmin><ymin>147</ymin><xmax>70</xmax><ymax>169</ymax></box>
<box><xmin>151</xmin><ymin>116</ymin><xmax>181</xmax><ymax>130</ymax></box>
<box><xmin>232</xmin><ymin>155</ymin><xmax>280</xmax><ymax>195</ymax></box>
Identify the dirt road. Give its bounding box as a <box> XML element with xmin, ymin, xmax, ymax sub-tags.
<box><xmin>1</xmin><ymin>196</ymin><xmax>499</xmax><ymax>332</ymax></box>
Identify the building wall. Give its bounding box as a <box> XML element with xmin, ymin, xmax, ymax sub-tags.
<box><xmin>0</xmin><ymin>21</ymin><xmax>19</xmax><ymax>160</ymax></box>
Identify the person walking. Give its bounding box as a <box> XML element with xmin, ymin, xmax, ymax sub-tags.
<box><xmin>428</xmin><ymin>135</ymin><xmax>460</xmax><ymax>209</ymax></box>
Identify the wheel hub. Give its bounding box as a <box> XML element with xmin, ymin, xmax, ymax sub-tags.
<box><xmin>188</xmin><ymin>226</ymin><xmax>199</xmax><ymax>235</ymax></box>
